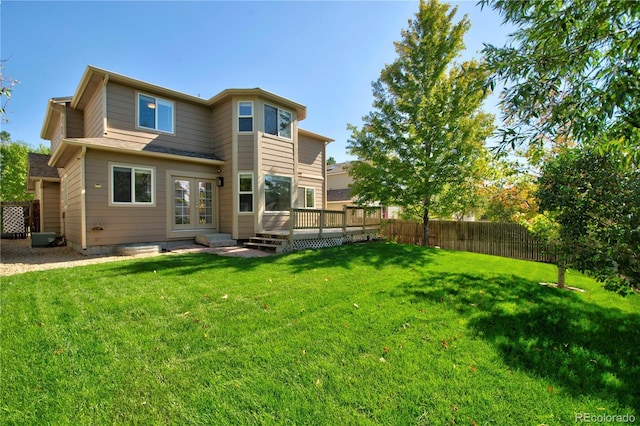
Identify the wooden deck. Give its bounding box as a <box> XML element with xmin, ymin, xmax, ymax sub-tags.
<box><xmin>261</xmin><ymin>226</ymin><xmax>380</xmax><ymax>240</ymax></box>
<box><xmin>245</xmin><ymin>207</ymin><xmax>382</xmax><ymax>253</ymax></box>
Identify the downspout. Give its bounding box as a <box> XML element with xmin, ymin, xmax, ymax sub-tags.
<box><xmin>80</xmin><ymin>146</ymin><xmax>87</xmax><ymax>250</ymax></box>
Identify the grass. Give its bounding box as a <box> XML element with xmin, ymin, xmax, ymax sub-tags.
<box><xmin>1</xmin><ymin>242</ymin><xmax>639</xmax><ymax>425</ymax></box>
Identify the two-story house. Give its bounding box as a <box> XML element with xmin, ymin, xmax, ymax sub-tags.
<box><xmin>35</xmin><ymin>66</ymin><xmax>332</xmax><ymax>254</ymax></box>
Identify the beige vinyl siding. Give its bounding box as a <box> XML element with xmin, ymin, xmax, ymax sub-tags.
<box><xmin>105</xmin><ymin>83</ymin><xmax>213</xmax><ymax>156</ymax></box>
<box><xmin>83</xmin><ymin>149</ymin><xmax>218</xmax><ymax>247</ymax></box>
<box><xmin>211</xmin><ymin>100</ymin><xmax>233</xmax><ymax>234</ymax></box>
<box><xmin>298</xmin><ymin>134</ymin><xmax>324</xmax><ymax>177</ymax></box>
<box><xmin>262</xmin><ymin>214</ymin><xmax>289</xmax><ymax>231</ymax></box>
<box><xmin>51</xmin><ymin>115</ymin><xmax>64</xmax><ymax>154</ymax></box>
<box><xmin>66</xmin><ymin>106</ymin><xmax>84</xmax><ymax>138</ymax></box>
<box><xmin>298</xmin><ymin>133</ymin><xmax>325</xmax><ymax>209</ymax></box>
<box><xmin>237</xmin><ymin>134</ymin><xmax>254</xmax><ymax>170</ymax></box>
<box><xmin>42</xmin><ymin>181</ymin><xmax>61</xmax><ymax>234</ymax></box>
<box><xmin>83</xmin><ymin>84</ymin><xmax>105</xmax><ymax>138</ymax></box>
<box><xmin>261</xmin><ymin>134</ymin><xmax>294</xmax><ymax>175</ymax></box>
<box><xmin>237</xmin><ymin>215</ymin><xmax>255</xmax><ymax>239</ymax></box>
<box><xmin>62</xmin><ymin>149</ymin><xmax>84</xmax><ymax>248</ymax></box>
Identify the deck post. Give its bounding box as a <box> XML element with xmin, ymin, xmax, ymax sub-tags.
<box><xmin>289</xmin><ymin>208</ymin><xmax>295</xmax><ymax>251</ymax></box>
<box><xmin>319</xmin><ymin>209</ymin><xmax>324</xmax><ymax>238</ymax></box>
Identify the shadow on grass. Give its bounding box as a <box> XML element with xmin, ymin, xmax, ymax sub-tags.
<box><xmin>398</xmin><ymin>273</ymin><xmax>640</xmax><ymax>411</ymax></box>
<box><xmin>282</xmin><ymin>241</ymin><xmax>441</xmax><ymax>273</ymax></box>
<box><xmin>99</xmin><ymin>242</ymin><xmax>441</xmax><ymax>277</ymax></box>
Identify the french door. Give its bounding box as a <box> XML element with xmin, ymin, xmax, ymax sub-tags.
<box><xmin>172</xmin><ymin>177</ymin><xmax>215</xmax><ymax>230</ymax></box>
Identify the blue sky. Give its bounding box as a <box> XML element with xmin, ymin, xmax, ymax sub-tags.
<box><xmin>1</xmin><ymin>0</ymin><xmax>510</xmax><ymax>162</ymax></box>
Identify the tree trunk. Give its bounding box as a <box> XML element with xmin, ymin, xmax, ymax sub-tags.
<box><xmin>422</xmin><ymin>199</ymin><xmax>430</xmax><ymax>247</ymax></box>
<box><xmin>557</xmin><ymin>260</ymin><xmax>566</xmax><ymax>289</ymax></box>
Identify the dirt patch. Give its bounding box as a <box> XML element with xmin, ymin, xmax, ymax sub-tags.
<box><xmin>0</xmin><ymin>238</ymin><xmax>271</xmax><ymax>277</ymax></box>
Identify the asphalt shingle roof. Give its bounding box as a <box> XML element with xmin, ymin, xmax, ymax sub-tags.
<box><xmin>28</xmin><ymin>153</ymin><xmax>59</xmax><ymax>179</ymax></box>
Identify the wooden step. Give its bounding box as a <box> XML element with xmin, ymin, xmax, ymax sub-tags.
<box><xmin>244</xmin><ymin>242</ymin><xmax>279</xmax><ymax>253</ymax></box>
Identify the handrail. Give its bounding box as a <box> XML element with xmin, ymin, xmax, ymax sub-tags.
<box><xmin>288</xmin><ymin>207</ymin><xmax>382</xmax><ymax>249</ymax></box>
<box><xmin>290</xmin><ymin>207</ymin><xmax>382</xmax><ymax>230</ymax></box>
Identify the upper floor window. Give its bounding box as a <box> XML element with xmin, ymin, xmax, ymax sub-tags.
<box><xmin>111</xmin><ymin>164</ymin><xmax>155</xmax><ymax>205</ymax></box>
<box><xmin>138</xmin><ymin>93</ymin><xmax>174</xmax><ymax>133</ymax></box>
<box><xmin>238</xmin><ymin>101</ymin><xmax>253</xmax><ymax>132</ymax></box>
<box><xmin>264</xmin><ymin>105</ymin><xmax>292</xmax><ymax>139</ymax></box>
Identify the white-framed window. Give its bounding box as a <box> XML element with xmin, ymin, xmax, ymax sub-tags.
<box><xmin>238</xmin><ymin>173</ymin><xmax>254</xmax><ymax>213</ymax></box>
<box><xmin>238</xmin><ymin>101</ymin><xmax>253</xmax><ymax>132</ymax></box>
<box><xmin>264</xmin><ymin>175</ymin><xmax>291</xmax><ymax>213</ymax></box>
<box><xmin>137</xmin><ymin>93</ymin><xmax>174</xmax><ymax>133</ymax></box>
<box><xmin>110</xmin><ymin>163</ymin><xmax>155</xmax><ymax>205</ymax></box>
<box><xmin>305</xmin><ymin>187</ymin><xmax>315</xmax><ymax>209</ymax></box>
<box><xmin>264</xmin><ymin>104</ymin><xmax>292</xmax><ymax>139</ymax></box>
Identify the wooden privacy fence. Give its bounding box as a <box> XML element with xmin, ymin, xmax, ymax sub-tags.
<box><xmin>1</xmin><ymin>200</ymin><xmax>40</xmax><ymax>239</ymax></box>
<box><xmin>382</xmin><ymin>219</ymin><xmax>556</xmax><ymax>263</ymax></box>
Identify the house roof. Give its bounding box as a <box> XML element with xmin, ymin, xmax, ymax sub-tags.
<box><xmin>28</xmin><ymin>153</ymin><xmax>59</xmax><ymax>179</ymax></box>
<box><xmin>326</xmin><ymin>161</ymin><xmax>351</xmax><ymax>175</ymax></box>
<box><xmin>49</xmin><ymin>138</ymin><xmax>224</xmax><ymax>168</ymax></box>
<box><xmin>42</xmin><ymin>65</ymin><xmax>310</xmax><ymax>140</ymax></box>
<box><xmin>327</xmin><ymin>189</ymin><xmax>353</xmax><ymax>202</ymax></box>
<box><xmin>78</xmin><ymin>65</ymin><xmax>306</xmax><ymax>116</ymax></box>
<box><xmin>298</xmin><ymin>128</ymin><xmax>334</xmax><ymax>143</ymax></box>
<box><xmin>27</xmin><ymin>153</ymin><xmax>60</xmax><ymax>191</ymax></box>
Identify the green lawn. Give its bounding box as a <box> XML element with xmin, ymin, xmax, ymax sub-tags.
<box><xmin>1</xmin><ymin>242</ymin><xmax>638</xmax><ymax>425</ymax></box>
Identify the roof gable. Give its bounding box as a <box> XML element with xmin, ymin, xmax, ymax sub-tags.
<box><xmin>28</xmin><ymin>153</ymin><xmax>59</xmax><ymax>191</ymax></box>
<box><xmin>69</xmin><ymin>66</ymin><xmax>307</xmax><ymax>119</ymax></box>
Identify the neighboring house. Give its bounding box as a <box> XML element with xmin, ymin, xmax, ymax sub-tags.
<box><xmin>36</xmin><ymin>66</ymin><xmax>333</xmax><ymax>254</ymax></box>
<box><xmin>326</xmin><ymin>161</ymin><xmax>354</xmax><ymax>211</ymax></box>
<box><xmin>326</xmin><ymin>161</ymin><xmax>400</xmax><ymax>219</ymax></box>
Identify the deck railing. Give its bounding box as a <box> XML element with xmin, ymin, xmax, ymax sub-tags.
<box><xmin>289</xmin><ymin>206</ymin><xmax>382</xmax><ymax>244</ymax></box>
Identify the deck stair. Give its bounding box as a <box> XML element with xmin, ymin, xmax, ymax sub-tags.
<box><xmin>195</xmin><ymin>233</ymin><xmax>237</xmax><ymax>248</ymax></box>
<box><xmin>244</xmin><ymin>233</ymin><xmax>290</xmax><ymax>253</ymax></box>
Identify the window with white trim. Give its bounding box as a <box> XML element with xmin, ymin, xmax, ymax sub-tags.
<box><xmin>138</xmin><ymin>93</ymin><xmax>174</xmax><ymax>133</ymax></box>
<box><xmin>238</xmin><ymin>101</ymin><xmax>253</xmax><ymax>132</ymax></box>
<box><xmin>111</xmin><ymin>164</ymin><xmax>154</xmax><ymax>205</ymax></box>
<box><xmin>238</xmin><ymin>173</ymin><xmax>254</xmax><ymax>213</ymax></box>
<box><xmin>305</xmin><ymin>187</ymin><xmax>315</xmax><ymax>209</ymax></box>
<box><xmin>265</xmin><ymin>175</ymin><xmax>291</xmax><ymax>212</ymax></box>
<box><xmin>264</xmin><ymin>104</ymin><xmax>292</xmax><ymax>139</ymax></box>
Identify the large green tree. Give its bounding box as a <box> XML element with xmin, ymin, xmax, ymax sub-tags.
<box><xmin>481</xmin><ymin>0</ymin><xmax>639</xmax><ymax>164</ymax></box>
<box><xmin>482</xmin><ymin>0</ymin><xmax>639</xmax><ymax>293</ymax></box>
<box><xmin>0</xmin><ymin>132</ymin><xmax>50</xmax><ymax>201</ymax></box>
<box><xmin>347</xmin><ymin>0</ymin><xmax>494</xmax><ymax>245</ymax></box>
<box><xmin>537</xmin><ymin>148</ymin><xmax>639</xmax><ymax>294</ymax></box>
